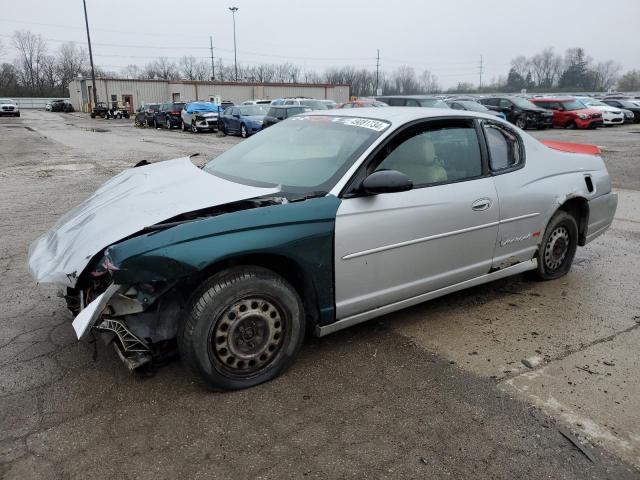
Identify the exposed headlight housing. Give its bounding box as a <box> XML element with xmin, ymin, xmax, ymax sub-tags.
<box><xmin>578</xmin><ymin>113</ymin><xmax>589</xmax><ymax>120</ymax></box>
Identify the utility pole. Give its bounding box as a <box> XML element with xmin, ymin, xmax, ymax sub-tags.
<box><xmin>229</xmin><ymin>7</ymin><xmax>239</xmax><ymax>81</ymax></box>
<box><xmin>82</xmin><ymin>0</ymin><xmax>98</xmax><ymax>110</ymax></box>
<box><xmin>214</xmin><ymin>36</ymin><xmax>216</xmax><ymax>81</ymax></box>
<box><xmin>375</xmin><ymin>49</ymin><xmax>380</xmax><ymax>96</ymax></box>
<box><xmin>479</xmin><ymin>55</ymin><xmax>484</xmax><ymax>90</ymax></box>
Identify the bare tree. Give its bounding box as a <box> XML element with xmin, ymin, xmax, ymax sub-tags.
<box><xmin>144</xmin><ymin>57</ymin><xmax>179</xmax><ymax>80</ymax></box>
<box><xmin>122</xmin><ymin>64</ymin><xmax>143</xmax><ymax>79</ymax></box>
<box><xmin>56</xmin><ymin>42</ymin><xmax>87</xmax><ymax>91</ymax></box>
<box><xmin>617</xmin><ymin>70</ymin><xmax>640</xmax><ymax>91</ymax></box>
<box><xmin>392</xmin><ymin>65</ymin><xmax>419</xmax><ymax>94</ymax></box>
<box><xmin>420</xmin><ymin>70</ymin><xmax>440</xmax><ymax>93</ymax></box>
<box><xmin>12</xmin><ymin>30</ymin><xmax>47</xmax><ymax>90</ymax></box>
<box><xmin>591</xmin><ymin>60</ymin><xmax>622</xmax><ymax>91</ymax></box>
<box><xmin>530</xmin><ymin>47</ymin><xmax>562</xmax><ymax>88</ymax></box>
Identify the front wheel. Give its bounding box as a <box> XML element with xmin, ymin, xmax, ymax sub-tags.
<box><xmin>179</xmin><ymin>266</ymin><xmax>305</xmax><ymax>391</ymax></box>
<box><xmin>515</xmin><ymin>116</ymin><xmax>527</xmax><ymax>129</ymax></box>
<box><xmin>191</xmin><ymin>121</ymin><xmax>198</xmax><ymax>133</ymax></box>
<box><xmin>534</xmin><ymin>211</ymin><xmax>578</xmax><ymax>280</ymax></box>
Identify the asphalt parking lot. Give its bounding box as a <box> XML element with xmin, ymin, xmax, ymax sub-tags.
<box><xmin>1</xmin><ymin>110</ymin><xmax>639</xmax><ymax>479</ymax></box>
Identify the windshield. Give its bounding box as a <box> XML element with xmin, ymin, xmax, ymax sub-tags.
<box><xmin>617</xmin><ymin>100</ymin><xmax>638</xmax><ymax>108</ymax></box>
<box><xmin>458</xmin><ymin>101</ymin><xmax>488</xmax><ymax>112</ymax></box>
<box><xmin>300</xmin><ymin>99</ymin><xmax>328</xmax><ymax>110</ymax></box>
<box><xmin>419</xmin><ymin>99</ymin><xmax>449</xmax><ymax>108</ymax></box>
<box><xmin>581</xmin><ymin>99</ymin><xmax>606</xmax><ymax>107</ymax></box>
<box><xmin>561</xmin><ymin>100</ymin><xmax>586</xmax><ymax>111</ymax></box>
<box><xmin>204</xmin><ymin>116</ymin><xmax>389</xmax><ymax>192</ymax></box>
<box><xmin>238</xmin><ymin>105</ymin><xmax>269</xmax><ymax>116</ymax></box>
<box><xmin>511</xmin><ymin>97</ymin><xmax>538</xmax><ymax>109</ymax></box>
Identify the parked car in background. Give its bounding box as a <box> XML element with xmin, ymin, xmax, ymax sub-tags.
<box><xmin>27</xmin><ymin>108</ymin><xmax>617</xmax><ymax>391</ymax></box>
<box><xmin>529</xmin><ymin>98</ymin><xmax>603</xmax><ymax>129</ymax></box>
<box><xmin>134</xmin><ymin>103</ymin><xmax>160</xmax><ymax>127</ymax></box>
<box><xmin>601</xmin><ymin>99</ymin><xmax>640</xmax><ymax>123</ymax></box>
<box><xmin>46</xmin><ymin>99</ymin><xmax>73</xmax><ymax>112</ymax></box>
<box><xmin>0</xmin><ymin>98</ymin><xmax>20</xmax><ymax>117</ymax></box>
<box><xmin>181</xmin><ymin>102</ymin><xmax>222</xmax><ymax>133</ymax></box>
<box><xmin>282</xmin><ymin>98</ymin><xmax>329</xmax><ymax>110</ymax></box>
<box><xmin>445</xmin><ymin>98</ymin><xmax>505</xmax><ymax>119</ymax></box>
<box><xmin>338</xmin><ymin>99</ymin><xmax>389</xmax><ymax>108</ymax></box>
<box><xmin>242</xmin><ymin>99</ymin><xmax>272</xmax><ymax>105</ymax></box>
<box><xmin>375</xmin><ymin>95</ymin><xmax>449</xmax><ymax>109</ymax></box>
<box><xmin>575</xmin><ymin>97</ymin><xmax>624</xmax><ymax>126</ymax></box>
<box><xmin>262</xmin><ymin>105</ymin><xmax>312</xmax><ymax>128</ymax></box>
<box><xmin>153</xmin><ymin>102</ymin><xmax>186</xmax><ymax>129</ymax></box>
<box><xmin>319</xmin><ymin>100</ymin><xmax>337</xmax><ymax>109</ymax></box>
<box><xmin>220</xmin><ymin>104</ymin><xmax>269</xmax><ymax>137</ymax></box>
<box><xmin>478</xmin><ymin>96</ymin><xmax>553</xmax><ymax>129</ymax></box>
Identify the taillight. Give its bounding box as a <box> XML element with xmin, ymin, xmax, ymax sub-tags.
<box><xmin>170</xmin><ymin>111</ymin><xmax>180</xmax><ymax>115</ymax></box>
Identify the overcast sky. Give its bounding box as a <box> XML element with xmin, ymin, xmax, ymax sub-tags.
<box><xmin>1</xmin><ymin>0</ymin><xmax>638</xmax><ymax>87</ymax></box>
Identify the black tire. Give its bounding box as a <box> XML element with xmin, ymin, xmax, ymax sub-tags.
<box><xmin>134</xmin><ymin>117</ymin><xmax>142</xmax><ymax>127</ymax></box>
<box><xmin>221</xmin><ymin>122</ymin><xmax>227</xmax><ymax>135</ymax></box>
<box><xmin>534</xmin><ymin>211</ymin><xmax>578</xmax><ymax>280</ymax></box>
<box><xmin>515</xmin><ymin>116</ymin><xmax>527</xmax><ymax>129</ymax></box>
<box><xmin>240</xmin><ymin>123</ymin><xmax>248</xmax><ymax>138</ymax></box>
<box><xmin>179</xmin><ymin>266</ymin><xmax>305</xmax><ymax>391</ymax></box>
<box><xmin>181</xmin><ymin>120</ymin><xmax>187</xmax><ymax>131</ymax></box>
<box><xmin>191</xmin><ymin>121</ymin><xmax>198</xmax><ymax>133</ymax></box>
<box><xmin>153</xmin><ymin>118</ymin><xmax>158</xmax><ymax>128</ymax></box>
<box><xmin>566</xmin><ymin>121</ymin><xmax>577</xmax><ymax>129</ymax></box>
<box><xmin>90</xmin><ymin>113</ymin><xmax>96</xmax><ymax>118</ymax></box>
<box><xmin>166</xmin><ymin>117</ymin><xmax>172</xmax><ymax>129</ymax></box>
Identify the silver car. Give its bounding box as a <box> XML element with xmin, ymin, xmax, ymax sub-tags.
<box><xmin>28</xmin><ymin>108</ymin><xmax>617</xmax><ymax>390</ymax></box>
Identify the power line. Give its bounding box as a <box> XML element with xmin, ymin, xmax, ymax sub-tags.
<box><xmin>479</xmin><ymin>55</ymin><xmax>483</xmax><ymax>89</ymax></box>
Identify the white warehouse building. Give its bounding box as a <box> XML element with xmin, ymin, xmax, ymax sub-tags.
<box><xmin>68</xmin><ymin>77</ymin><xmax>351</xmax><ymax>112</ymax></box>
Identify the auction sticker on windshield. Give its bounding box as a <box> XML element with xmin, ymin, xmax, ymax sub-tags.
<box><xmin>291</xmin><ymin>116</ymin><xmax>390</xmax><ymax>132</ymax></box>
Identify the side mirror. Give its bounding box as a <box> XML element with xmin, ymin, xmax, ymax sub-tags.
<box><xmin>233</xmin><ymin>113</ymin><xmax>241</xmax><ymax>118</ymax></box>
<box><xmin>361</xmin><ymin>170</ymin><xmax>413</xmax><ymax>195</ymax></box>
<box><xmin>501</xmin><ymin>105</ymin><xmax>512</xmax><ymax>112</ymax></box>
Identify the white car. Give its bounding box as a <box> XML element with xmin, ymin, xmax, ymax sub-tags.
<box><xmin>180</xmin><ymin>101</ymin><xmax>222</xmax><ymax>133</ymax></box>
<box><xmin>0</xmin><ymin>98</ymin><xmax>20</xmax><ymax>117</ymax></box>
<box><xmin>242</xmin><ymin>99</ymin><xmax>272</xmax><ymax>105</ymax></box>
<box><xmin>576</xmin><ymin>97</ymin><xmax>624</xmax><ymax>126</ymax></box>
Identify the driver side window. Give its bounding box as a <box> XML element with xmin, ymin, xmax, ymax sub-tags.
<box><xmin>373</xmin><ymin>120</ymin><xmax>483</xmax><ymax>187</ymax></box>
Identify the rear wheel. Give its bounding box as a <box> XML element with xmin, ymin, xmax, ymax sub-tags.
<box><xmin>240</xmin><ymin>123</ymin><xmax>248</xmax><ymax>138</ymax></box>
<box><xmin>566</xmin><ymin>121</ymin><xmax>577</xmax><ymax>129</ymax></box>
<box><xmin>534</xmin><ymin>211</ymin><xmax>578</xmax><ymax>280</ymax></box>
<box><xmin>166</xmin><ymin>118</ymin><xmax>172</xmax><ymax>129</ymax></box>
<box><xmin>179</xmin><ymin>266</ymin><xmax>305</xmax><ymax>391</ymax></box>
<box><xmin>153</xmin><ymin>118</ymin><xmax>158</xmax><ymax>128</ymax></box>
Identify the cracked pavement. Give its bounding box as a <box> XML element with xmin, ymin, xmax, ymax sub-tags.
<box><xmin>0</xmin><ymin>111</ymin><xmax>639</xmax><ymax>479</ymax></box>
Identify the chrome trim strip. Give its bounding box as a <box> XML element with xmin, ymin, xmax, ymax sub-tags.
<box><xmin>317</xmin><ymin>259</ymin><xmax>538</xmax><ymax>337</ymax></box>
<box><xmin>499</xmin><ymin>212</ymin><xmax>540</xmax><ymax>224</ymax></box>
<box><xmin>342</xmin><ymin>213</ymin><xmax>540</xmax><ymax>260</ymax></box>
<box><xmin>342</xmin><ymin>221</ymin><xmax>500</xmax><ymax>260</ymax></box>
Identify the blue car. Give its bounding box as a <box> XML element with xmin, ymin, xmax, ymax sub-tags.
<box><xmin>220</xmin><ymin>104</ymin><xmax>269</xmax><ymax>137</ymax></box>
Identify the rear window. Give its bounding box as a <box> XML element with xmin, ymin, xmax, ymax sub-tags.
<box><xmin>172</xmin><ymin>103</ymin><xmax>186</xmax><ymax>110</ymax></box>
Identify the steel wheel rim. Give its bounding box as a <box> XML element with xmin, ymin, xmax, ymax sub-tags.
<box><xmin>544</xmin><ymin>226</ymin><xmax>570</xmax><ymax>271</ymax></box>
<box><xmin>241</xmin><ymin>125</ymin><xmax>247</xmax><ymax>137</ymax></box>
<box><xmin>212</xmin><ymin>297</ymin><xmax>285</xmax><ymax>375</ymax></box>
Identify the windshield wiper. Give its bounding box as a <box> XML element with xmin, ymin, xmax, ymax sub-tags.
<box><xmin>288</xmin><ymin>191</ymin><xmax>328</xmax><ymax>202</ymax></box>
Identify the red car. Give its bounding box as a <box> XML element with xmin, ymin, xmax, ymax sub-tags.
<box><xmin>336</xmin><ymin>99</ymin><xmax>388</xmax><ymax>109</ymax></box>
<box><xmin>529</xmin><ymin>97</ymin><xmax>603</xmax><ymax>129</ymax></box>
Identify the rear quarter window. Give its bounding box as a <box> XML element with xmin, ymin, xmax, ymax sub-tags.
<box><xmin>483</xmin><ymin>122</ymin><xmax>524</xmax><ymax>172</ymax></box>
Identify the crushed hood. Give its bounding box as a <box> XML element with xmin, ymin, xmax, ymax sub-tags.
<box><xmin>28</xmin><ymin>157</ymin><xmax>279</xmax><ymax>286</ymax></box>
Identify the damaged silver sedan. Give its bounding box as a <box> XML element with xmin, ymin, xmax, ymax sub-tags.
<box><xmin>28</xmin><ymin>108</ymin><xmax>617</xmax><ymax>390</ymax></box>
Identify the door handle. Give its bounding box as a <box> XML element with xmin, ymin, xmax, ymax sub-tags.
<box><xmin>472</xmin><ymin>198</ymin><xmax>492</xmax><ymax>211</ymax></box>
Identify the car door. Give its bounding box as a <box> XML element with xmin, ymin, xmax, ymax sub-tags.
<box><xmin>334</xmin><ymin>118</ymin><xmax>499</xmax><ymax>320</ymax></box>
<box><xmin>498</xmin><ymin>99</ymin><xmax>515</xmax><ymax>122</ymax></box>
<box><xmin>480</xmin><ymin>120</ymin><xmax>541</xmax><ymax>268</ymax></box>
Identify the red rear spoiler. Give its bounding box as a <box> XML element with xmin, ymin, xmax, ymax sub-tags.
<box><xmin>540</xmin><ymin>140</ymin><xmax>601</xmax><ymax>155</ymax></box>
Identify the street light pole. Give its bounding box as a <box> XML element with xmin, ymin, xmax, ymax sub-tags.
<box><xmin>229</xmin><ymin>7</ymin><xmax>238</xmax><ymax>81</ymax></box>
<box><xmin>82</xmin><ymin>0</ymin><xmax>98</xmax><ymax>110</ymax></box>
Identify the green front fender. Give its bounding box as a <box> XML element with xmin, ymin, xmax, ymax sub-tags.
<box><xmin>107</xmin><ymin>195</ymin><xmax>341</xmax><ymax>325</ymax></box>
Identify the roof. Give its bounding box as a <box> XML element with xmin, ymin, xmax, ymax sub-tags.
<box><xmin>72</xmin><ymin>77</ymin><xmax>350</xmax><ymax>88</ymax></box>
<box><xmin>375</xmin><ymin>95</ymin><xmax>440</xmax><ymax>99</ymax></box>
<box><xmin>304</xmin><ymin>106</ymin><xmax>501</xmax><ymax>124</ymax></box>
<box><xmin>530</xmin><ymin>97</ymin><xmax>577</xmax><ymax>102</ymax></box>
